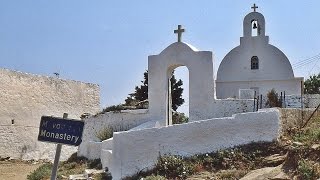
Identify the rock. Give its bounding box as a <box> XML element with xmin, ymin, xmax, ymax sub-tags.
<box><xmin>292</xmin><ymin>142</ymin><xmax>303</xmax><ymax>146</ymax></box>
<box><xmin>311</xmin><ymin>144</ymin><xmax>320</xmax><ymax>150</ymax></box>
<box><xmin>85</xmin><ymin>169</ymin><xmax>104</xmax><ymax>178</ymax></box>
<box><xmin>69</xmin><ymin>174</ymin><xmax>87</xmax><ymax>180</ymax></box>
<box><xmin>240</xmin><ymin>165</ymin><xmax>290</xmax><ymax>180</ymax></box>
<box><xmin>264</xmin><ymin>153</ymin><xmax>287</xmax><ymax>166</ymax></box>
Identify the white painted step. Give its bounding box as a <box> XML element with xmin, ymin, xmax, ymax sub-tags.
<box><xmin>101</xmin><ymin>149</ymin><xmax>113</xmax><ymax>169</ymax></box>
<box><xmin>101</xmin><ymin>138</ymin><xmax>113</xmax><ymax>150</ymax></box>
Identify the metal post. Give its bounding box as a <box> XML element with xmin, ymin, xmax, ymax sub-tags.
<box><xmin>280</xmin><ymin>92</ymin><xmax>283</xmax><ymax>107</ymax></box>
<box><xmin>301</xmin><ymin>80</ymin><xmax>304</xmax><ymax>128</ymax></box>
<box><xmin>253</xmin><ymin>91</ymin><xmax>256</xmax><ymax>111</ymax></box>
<box><xmin>256</xmin><ymin>96</ymin><xmax>259</xmax><ymax>111</ymax></box>
<box><xmin>260</xmin><ymin>94</ymin><xmax>263</xmax><ymax>109</ymax></box>
<box><xmin>284</xmin><ymin>91</ymin><xmax>286</xmax><ymax>108</ymax></box>
<box><xmin>51</xmin><ymin>113</ymin><xmax>68</xmax><ymax>180</ymax></box>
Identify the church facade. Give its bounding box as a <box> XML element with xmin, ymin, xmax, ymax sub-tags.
<box><xmin>216</xmin><ymin>5</ymin><xmax>303</xmax><ymax>99</ymax></box>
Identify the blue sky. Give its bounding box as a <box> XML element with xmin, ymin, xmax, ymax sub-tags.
<box><xmin>0</xmin><ymin>1</ymin><xmax>319</xmax><ymax>113</ymax></box>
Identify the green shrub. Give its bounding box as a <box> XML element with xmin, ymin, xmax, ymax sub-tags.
<box><xmin>96</xmin><ymin>125</ymin><xmax>130</xmax><ymax>141</ymax></box>
<box><xmin>64</xmin><ymin>152</ymin><xmax>87</xmax><ymax>164</ymax></box>
<box><xmin>293</xmin><ymin>128</ymin><xmax>320</xmax><ymax>145</ymax></box>
<box><xmin>87</xmin><ymin>159</ymin><xmax>102</xmax><ymax>169</ymax></box>
<box><xmin>298</xmin><ymin>160</ymin><xmax>316</xmax><ymax>179</ymax></box>
<box><xmin>172</xmin><ymin>112</ymin><xmax>189</xmax><ymax>124</ymax></box>
<box><xmin>102</xmin><ymin>104</ymin><xmax>125</xmax><ymax>113</ymax></box>
<box><xmin>265</xmin><ymin>89</ymin><xmax>282</xmax><ymax>108</ymax></box>
<box><xmin>155</xmin><ymin>155</ymin><xmax>195</xmax><ymax>179</ymax></box>
<box><xmin>27</xmin><ymin>163</ymin><xmax>52</xmax><ymax>180</ymax></box>
<box><xmin>93</xmin><ymin>172</ymin><xmax>113</xmax><ymax>180</ymax></box>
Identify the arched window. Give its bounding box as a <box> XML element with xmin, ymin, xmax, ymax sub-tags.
<box><xmin>251</xmin><ymin>56</ymin><xmax>259</xmax><ymax>69</ymax></box>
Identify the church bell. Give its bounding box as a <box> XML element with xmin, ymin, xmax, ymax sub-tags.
<box><xmin>253</xmin><ymin>22</ymin><xmax>258</xmax><ymax>29</ymax></box>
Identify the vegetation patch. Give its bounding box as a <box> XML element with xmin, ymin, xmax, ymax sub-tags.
<box><xmin>96</xmin><ymin>125</ymin><xmax>130</xmax><ymax>141</ymax></box>
<box><xmin>27</xmin><ymin>153</ymin><xmax>102</xmax><ymax>180</ymax></box>
<box><xmin>27</xmin><ymin>163</ymin><xmax>52</xmax><ymax>180</ymax></box>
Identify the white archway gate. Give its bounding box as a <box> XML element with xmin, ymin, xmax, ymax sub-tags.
<box><xmin>148</xmin><ymin>42</ymin><xmax>214</xmax><ymax>126</ymax></box>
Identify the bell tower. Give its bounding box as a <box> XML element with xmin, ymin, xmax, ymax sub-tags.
<box><xmin>241</xmin><ymin>3</ymin><xmax>269</xmax><ymax>44</ymax></box>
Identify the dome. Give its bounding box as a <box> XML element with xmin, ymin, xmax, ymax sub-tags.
<box><xmin>217</xmin><ymin>43</ymin><xmax>295</xmax><ymax>82</ymax></box>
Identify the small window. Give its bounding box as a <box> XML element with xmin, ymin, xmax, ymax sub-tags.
<box><xmin>251</xmin><ymin>56</ymin><xmax>259</xmax><ymax>69</ymax></box>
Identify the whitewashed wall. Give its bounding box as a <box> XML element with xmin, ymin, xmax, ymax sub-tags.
<box><xmin>0</xmin><ymin>68</ymin><xmax>100</xmax><ymax>160</ymax></box>
<box><xmin>216</xmin><ymin>79</ymin><xmax>302</xmax><ymax>99</ymax></box>
<box><xmin>110</xmin><ymin>108</ymin><xmax>280</xmax><ymax>179</ymax></box>
<box><xmin>78</xmin><ymin>109</ymin><xmax>151</xmax><ymax>158</ymax></box>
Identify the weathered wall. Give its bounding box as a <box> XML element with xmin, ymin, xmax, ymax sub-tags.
<box><xmin>78</xmin><ymin>109</ymin><xmax>150</xmax><ymax>158</ymax></box>
<box><xmin>110</xmin><ymin>108</ymin><xmax>280</xmax><ymax>179</ymax></box>
<box><xmin>0</xmin><ymin>68</ymin><xmax>100</xmax><ymax>160</ymax></box>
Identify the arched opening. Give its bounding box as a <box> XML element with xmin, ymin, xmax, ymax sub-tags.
<box><xmin>251</xmin><ymin>20</ymin><xmax>259</xmax><ymax>36</ymax></box>
<box><xmin>251</xmin><ymin>56</ymin><xmax>259</xmax><ymax>69</ymax></box>
<box><xmin>167</xmin><ymin>66</ymin><xmax>189</xmax><ymax>125</ymax></box>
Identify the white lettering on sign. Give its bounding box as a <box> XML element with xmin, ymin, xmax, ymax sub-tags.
<box><xmin>42</xmin><ymin>121</ymin><xmax>48</xmax><ymax>128</ymax></box>
<box><xmin>40</xmin><ymin>129</ymin><xmax>80</xmax><ymax>144</ymax></box>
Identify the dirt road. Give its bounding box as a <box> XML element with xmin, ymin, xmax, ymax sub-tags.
<box><xmin>0</xmin><ymin>161</ymin><xmax>42</xmax><ymax>180</ymax></box>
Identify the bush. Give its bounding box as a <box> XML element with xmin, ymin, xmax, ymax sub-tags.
<box><xmin>172</xmin><ymin>112</ymin><xmax>189</xmax><ymax>124</ymax></box>
<box><xmin>102</xmin><ymin>104</ymin><xmax>126</xmax><ymax>113</ymax></box>
<box><xmin>27</xmin><ymin>163</ymin><xmax>52</xmax><ymax>180</ymax></box>
<box><xmin>87</xmin><ymin>159</ymin><xmax>102</xmax><ymax>169</ymax></box>
<box><xmin>96</xmin><ymin>125</ymin><xmax>130</xmax><ymax>141</ymax></box>
<box><xmin>155</xmin><ymin>155</ymin><xmax>195</xmax><ymax>179</ymax></box>
<box><xmin>65</xmin><ymin>152</ymin><xmax>87</xmax><ymax>164</ymax></box>
<box><xmin>265</xmin><ymin>89</ymin><xmax>282</xmax><ymax>108</ymax></box>
<box><xmin>298</xmin><ymin>160</ymin><xmax>317</xmax><ymax>179</ymax></box>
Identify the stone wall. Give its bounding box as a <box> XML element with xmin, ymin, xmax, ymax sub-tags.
<box><xmin>110</xmin><ymin>108</ymin><xmax>280</xmax><ymax>179</ymax></box>
<box><xmin>0</xmin><ymin>68</ymin><xmax>100</xmax><ymax>160</ymax></box>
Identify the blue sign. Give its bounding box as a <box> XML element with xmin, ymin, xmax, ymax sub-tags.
<box><xmin>38</xmin><ymin>116</ymin><xmax>84</xmax><ymax>146</ymax></box>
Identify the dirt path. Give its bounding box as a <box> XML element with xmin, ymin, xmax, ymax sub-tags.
<box><xmin>0</xmin><ymin>161</ymin><xmax>42</xmax><ymax>180</ymax></box>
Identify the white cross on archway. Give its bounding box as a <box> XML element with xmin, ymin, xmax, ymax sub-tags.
<box><xmin>174</xmin><ymin>25</ymin><xmax>185</xmax><ymax>42</ymax></box>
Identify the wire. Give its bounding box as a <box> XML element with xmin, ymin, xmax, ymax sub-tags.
<box><xmin>292</xmin><ymin>53</ymin><xmax>320</xmax><ymax>69</ymax></box>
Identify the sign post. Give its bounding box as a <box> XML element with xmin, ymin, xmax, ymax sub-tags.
<box><xmin>51</xmin><ymin>113</ymin><xmax>67</xmax><ymax>180</ymax></box>
<box><xmin>37</xmin><ymin>113</ymin><xmax>84</xmax><ymax>180</ymax></box>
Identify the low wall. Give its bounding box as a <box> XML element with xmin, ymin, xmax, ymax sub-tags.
<box><xmin>110</xmin><ymin>108</ymin><xmax>280</xmax><ymax>179</ymax></box>
<box><xmin>189</xmin><ymin>99</ymin><xmax>254</xmax><ymax>121</ymax></box>
<box><xmin>254</xmin><ymin>94</ymin><xmax>319</xmax><ymax>109</ymax></box>
<box><xmin>78</xmin><ymin>109</ymin><xmax>151</xmax><ymax>158</ymax></box>
<box><xmin>210</xmin><ymin>99</ymin><xmax>254</xmax><ymax>118</ymax></box>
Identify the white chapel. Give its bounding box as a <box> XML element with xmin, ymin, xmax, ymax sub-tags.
<box><xmin>216</xmin><ymin>4</ymin><xmax>303</xmax><ymax>99</ymax></box>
